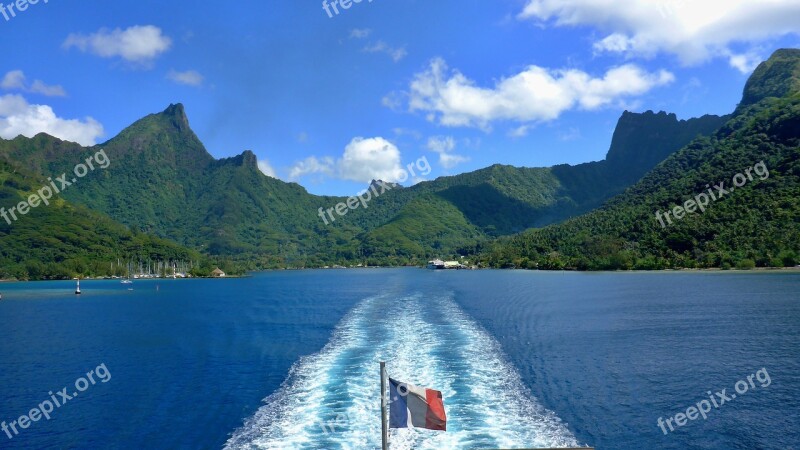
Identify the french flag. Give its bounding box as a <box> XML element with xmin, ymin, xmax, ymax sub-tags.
<box><xmin>388</xmin><ymin>378</ymin><xmax>447</xmax><ymax>431</ymax></box>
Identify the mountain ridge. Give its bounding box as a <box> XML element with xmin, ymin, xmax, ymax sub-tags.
<box><xmin>482</xmin><ymin>48</ymin><xmax>800</xmax><ymax>270</ymax></box>
<box><xmin>740</xmin><ymin>48</ymin><xmax>800</xmax><ymax>107</ymax></box>
<box><xmin>0</xmin><ymin>155</ymin><xmax>207</xmax><ymax>280</ymax></box>
<box><xmin>14</xmin><ymin>47</ymin><xmax>789</xmax><ymax>268</ymax></box>
<box><xmin>0</xmin><ymin>100</ymin><xmax>727</xmax><ymax>266</ymax></box>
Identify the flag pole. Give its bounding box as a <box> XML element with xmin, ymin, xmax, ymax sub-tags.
<box><xmin>380</xmin><ymin>361</ymin><xmax>389</xmax><ymax>450</ymax></box>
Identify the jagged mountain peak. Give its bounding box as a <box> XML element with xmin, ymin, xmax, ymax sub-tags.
<box><xmin>604</xmin><ymin>110</ymin><xmax>728</xmax><ymax>174</ymax></box>
<box><xmin>741</xmin><ymin>48</ymin><xmax>800</xmax><ymax>107</ymax></box>
<box><xmin>161</xmin><ymin>103</ymin><xmax>190</xmax><ymax>132</ymax></box>
<box><xmin>103</xmin><ymin>103</ymin><xmax>214</xmax><ymax>171</ymax></box>
<box><xmin>113</xmin><ymin>102</ymin><xmax>197</xmax><ymax>141</ymax></box>
<box><xmin>217</xmin><ymin>150</ymin><xmax>259</xmax><ymax>168</ymax></box>
<box><xmin>370</xmin><ymin>179</ymin><xmax>402</xmax><ymax>190</ymax></box>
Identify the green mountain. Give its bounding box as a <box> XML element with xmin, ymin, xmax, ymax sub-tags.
<box><xmin>0</xmin><ymin>106</ymin><xmax>363</xmax><ymax>268</ymax></box>
<box><xmin>0</xmin><ymin>155</ymin><xmax>203</xmax><ymax>280</ymax></box>
<box><xmin>481</xmin><ymin>48</ymin><xmax>800</xmax><ymax>270</ymax></box>
<box><xmin>354</xmin><ymin>111</ymin><xmax>726</xmax><ymax>229</ymax></box>
<box><xmin>339</xmin><ymin>111</ymin><xmax>725</xmax><ymax>260</ymax></box>
<box><xmin>740</xmin><ymin>48</ymin><xmax>800</xmax><ymax>108</ymax></box>
<box><xmin>0</xmin><ymin>98</ymin><xmax>726</xmax><ymax>267</ymax></box>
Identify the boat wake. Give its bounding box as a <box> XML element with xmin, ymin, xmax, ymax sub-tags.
<box><xmin>225</xmin><ymin>290</ymin><xmax>579</xmax><ymax>449</ymax></box>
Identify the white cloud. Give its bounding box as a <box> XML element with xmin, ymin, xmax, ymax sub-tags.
<box><xmin>1</xmin><ymin>71</ymin><xmax>25</xmax><ymax>90</ymax></box>
<box><xmin>426</xmin><ymin>135</ymin><xmax>469</xmax><ymax>169</ymax></box>
<box><xmin>257</xmin><ymin>159</ymin><xmax>278</xmax><ymax>178</ymax></box>
<box><xmin>392</xmin><ymin>127</ymin><xmax>422</xmax><ymax>140</ymax></box>
<box><xmin>288</xmin><ymin>137</ymin><xmax>426</xmax><ymax>184</ymax></box>
<box><xmin>727</xmin><ymin>51</ymin><xmax>764</xmax><ymax>74</ymax></box>
<box><xmin>518</xmin><ymin>0</ymin><xmax>800</xmax><ymax>72</ymax></box>
<box><xmin>350</xmin><ymin>28</ymin><xmax>372</xmax><ymax>39</ymax></box>
<box><xmin>426</xmin><ymin>135</ymin><xmax>455</xmax><ymax>153</ymax></box>
<box><xmin>438</xmin><ymin>153</ymin><xmax>469</xmax><ymax>170</ymax></box>
<box><xmin>29</xmin><ymin>80</ymin><xmax>67</xmax><ymax>97</ymax></box>
<box><xmin>594</xmin><ymin>33</ymin><xmax>634</xmax><ymax>53</ymax></box>
<box><xmin>381</xmin><ymin>91</ymin><xmax>404</xmax><ymax>111</ymax></box>
<box><xmin>407</xmin><ymin>58</ymin><xmax>674</xmax><ymax>129</ymax></box>
<box><xmin>508</xmin><ymin>125</ymin><xmax>532</xmax><ymax>138</ymax></box>
<box><xmin>1</xmin><ymin>70</ymin><xmax>66</xmax><ymax>97</ymax></box>
<box><xmin>0</xmin><ymin>94</ymin><xmax>104</xmax><ymax>146</ymax></box>
<box><xmin>339</xmin><ymin>137</ymin><xmax>404</xmax><ymax>183</ymax></box>
<box><xmin>363</xmin><ymin>41</ymin><xmax>408</xmax><ymax>62</ymax></box>
<box><xmin>167</xmin><ymin>69</ymin><xmax>204</xmax><ymax>87</ymax></box>
<box><xmin>288</xmin><ymin>156</ymin><xmax>335</xmax><ymax>180</ymax></box>
<box><xmin>63</xmin><ymin>25</ymin><xmax>172</xmax><ymax>64</ymax></box>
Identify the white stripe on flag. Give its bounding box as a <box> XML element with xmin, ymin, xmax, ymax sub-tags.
<box><xmin>405</xmin><ymin>383</ymin><xmax>429</xmax><ymax>428</ymax></box>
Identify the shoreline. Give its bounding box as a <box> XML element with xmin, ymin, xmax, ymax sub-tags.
<box><xmin>3</xmin><ymin>266</ymin><xmax>800</xmax><ymax>284</ymax></box>
<box><xmin>0</xmin><ymin>275</ymin><xmax>248</xmax><ymax>284</ymax></box>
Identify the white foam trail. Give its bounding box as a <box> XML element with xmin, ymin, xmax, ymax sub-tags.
<box><xmin>225</xmin><ymin>291</ymin><xmax>580</xmax><ymax>449</ymax></box>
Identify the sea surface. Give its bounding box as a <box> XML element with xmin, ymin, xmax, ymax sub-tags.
<box><xmin>0</xmin><ymin>269</ymin><xmax>797</xmax><ymax>449</ymax></box>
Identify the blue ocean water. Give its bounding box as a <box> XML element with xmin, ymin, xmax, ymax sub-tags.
<box><xmin>0</xmin><ymin>269</ymin><xmax>797</xmax><ymax>449</ymax></box>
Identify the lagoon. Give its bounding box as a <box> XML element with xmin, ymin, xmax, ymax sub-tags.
<box><xmin>0</xmin><ymin>270</ymin><xmax>797</xmax><ymax>449</ymax></box>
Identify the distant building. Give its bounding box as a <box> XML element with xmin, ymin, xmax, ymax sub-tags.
<box><xmin>427</xmin><ymin>259</ymin><xmax>445</xmax><ymax>270</ymax></box>
<box><xmin>211</xmin><ymin>268</ymin><xmax>226</xmax><ymax>278</ymax></box>
<box><xmin>428</xmin><ymin>259</ymin><xmax>467</xmax><ymax>270</ymax></box>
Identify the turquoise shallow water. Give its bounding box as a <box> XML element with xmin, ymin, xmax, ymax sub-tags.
<box><xmin>0</xmin><ymin>269</ymin><xmax>797</xmax><ymax>449</ymax></box>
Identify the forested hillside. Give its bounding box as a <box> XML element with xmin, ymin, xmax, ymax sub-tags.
<box><xmin>481</xmin><ymin>49</ymin><xmax>800</xmax><ymax>270</ymax></box>
<box><xmin>0</xmin><ymin>156</ymin><xmax>206</xmax><ymax>280</ymax></box>
<box><xmin>0</xmin><ymin>69</ymin><xmax>747</xmax><ymax>269</ymax></box>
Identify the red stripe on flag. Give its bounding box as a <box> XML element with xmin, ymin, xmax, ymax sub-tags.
<box><xmin>425</xmin><ymin>389</ymin><xmax>447</xmax><ymax>431</ymax></box>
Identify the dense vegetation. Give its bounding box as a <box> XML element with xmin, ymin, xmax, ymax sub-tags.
<box><xmin>2</xmin><ymin>49</ymin><xmax>796</xmax><ymax>273</ymax></box>
<box><xmin>479</xmin><ymin>49</ymin><xmax>800</xmax><ymax>270</ymax></box>
<box><xmin>0</xmin><ymin>102</ymin><xmax>723</xmax><ymax>269</ymax></box>
<box><xmin>0</xmin><ymin>157</ymin><xmax>232</xmax><ymax>280</ymax></box>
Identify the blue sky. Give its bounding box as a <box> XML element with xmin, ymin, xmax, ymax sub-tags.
<box><xmin>1</xmin><ymin>0</ymin><xmax>798</xmax><ymax>195</ymax></box>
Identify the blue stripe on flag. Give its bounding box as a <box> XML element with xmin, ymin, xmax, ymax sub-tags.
<box><xmin>388</xmin><ymin>378</ymin><xmax>408</xmax><ymax>428</ymax></box>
